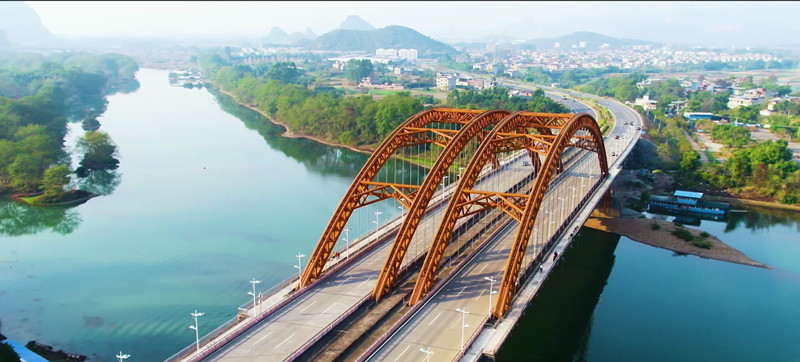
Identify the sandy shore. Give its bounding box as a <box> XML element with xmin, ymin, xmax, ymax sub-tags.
<box><xmin>584</xmin><ymin>217</ymin><xmax>771</xmax><ymax>269</ymax></box>
<box><xmin>216</xmin><ymin>88</ymin><xmax>374</xmax><ymax>155</ymax></box>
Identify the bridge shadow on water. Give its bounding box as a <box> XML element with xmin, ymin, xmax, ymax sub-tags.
<box><xmin>490</xmin><ymin>227</ymin><xmax>620</xmax><ymax>362</ymax></box>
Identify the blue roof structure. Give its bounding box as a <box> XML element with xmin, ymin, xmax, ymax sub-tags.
<box><xmin>2</xmin><ymin>340</ymin><xmax>49</xmax><ymax>362</ymax></box>
<box><xmin>674</xmin><ymin>190</ymin><xmax>704</xmax><ymax>199</ymax></box>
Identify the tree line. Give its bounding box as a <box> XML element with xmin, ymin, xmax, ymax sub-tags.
<box><xmin>0</xmin><ymin>52</ymin><xmax>136</xmax><ymax>197</ymax></box>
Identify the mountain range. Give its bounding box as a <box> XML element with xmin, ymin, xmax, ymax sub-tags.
<box><xmin>309</xmin><ymin>25</ymin><xmax>457</xmax><ymax>56</ymax></box>
<box><xmin>522</xmin><ymin>31</ymin><xmax>660</xmax><ymax>50</ymax></box>
<box><xmin>0</xmin><ymin>1</ymin><xmax>61</xmax><ymax>47</ymax></box>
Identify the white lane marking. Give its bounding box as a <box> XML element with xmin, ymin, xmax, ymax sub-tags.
<box><xmin>479</xmin><ymin>264</ymin><xmax>488</xmax><ymax>273</ymax></box>
<box><xmin>299</xmin><ymin>300</ymin><xmax>317</xmax><ymax>313</ymax></box>
<box><xmin>428</xmin><ymin>312</ymin><xmax>442</xmax><ymax>326</ymax></box>
<box><xmin>337</xmin><ymin>276</ymin><xmax>352</xmax><ymax>285</ymax></box>
<box><xmin>456</xmin><ymin>286</ymin><xmax>467</xmax><ymax>297</ymax></box>
<box><xmin>475</xmin><ymin>290</ymin><xmax>485</xmax><ymax>300</ymax></box>
<box><xmin>321</xmin><ymin>303</ymin><xmax>336</xmax><ymax>315</ymax></box>
<box><xmin>394</xmin><ymin>345</ymin><xmax>410</xmax><ymax>361</ymax></box>
<box><xmin>357</xmin><ymin>279</ymin><xmax>371</xmax><ymax>289</ymax></box>
<box><xmin>252</xmin><ymin>330</ymin><xmax>274</xmax><ymax>346</ymax></box>
<box><xmin>274</xmin><ymin>333</ymin><xmax>295</xmax><ymax>349</ymax></box>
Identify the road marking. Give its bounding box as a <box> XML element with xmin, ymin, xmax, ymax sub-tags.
<box><xmin>299</xmin><ymin>300</ymin><xmax>317</xmax><ymax>313</ymax></box>
<box><xmin>479</xmin><ymin>264</ymin><xmax>488</xmax><ymax>273</ymax></box>
<box><xmin>475</xmin><ymin>290</ymin><xmax>485</xmax><ymax>300</ymax></box>
<box><xmin>321</xmin><ymin>303</ymin><xmax>336</xmax><ymax>315</ymax></box>
<box><xmin>357</xmin><ymin>279</ymin><xmax>371</xmax><ymax>289</ymax></box>
<box><xmin>428</xmin><ymin>312</ymin><xmax>442</xmax><ymax>326</ymax></box>
<box><xmin>274</xmin><ymin>333</ymin><xmax>295</xmax><ymax>349</ymax></box>
<box><xmin>456</xmin><ymin>286</ymin><xmax>467</xmax><ymax>297</ymax></box>
<box><xmin>252</xmin><ymin>330</ymin><xmax>274</xmax><ymax>346</ymax></box>
<box><xmin>394</xmin><ymin>345</ymin><xmax>410</xmax><ymax>361</ymax></box>
<box><xmin>337</xmin><ymin>276</ymin><xmax>352</xmax><ymax>285</ymax></box>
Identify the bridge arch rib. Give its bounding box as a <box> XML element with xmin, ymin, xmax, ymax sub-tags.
<box><xmin>408</xmin><ymin>113</ymin><xmax>609</xmax><ymax>319</ymax></box>
<box><xmin>299</xmin><ymin>107</ymin><xmax>487</xmax><ymax>288</ymax></box>
<box><xmin>371</xmin><ymin>109</ymin><xmax>511</xmax><ymax>301</ymax></box>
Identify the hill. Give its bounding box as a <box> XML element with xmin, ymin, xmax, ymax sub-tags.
<box><xmin>0</xmin><ymin>1</ymin><xmax>61</xmax><ymax>48</ymax></box>
<box><xmin>309</xmin><ymin>25</ymin><xmax>457</xmax><ymax>57</ymax></box>
<box><xmin>337</xmin><ymin>15</ymin><xmax>375</xmax><ymax>31</ymax></box>
<box><xmin>263</xmin><ymin>26</ymin><xmax>316</xmax><ymax>46</ymax></box>
<box><xmin>524</xmin><ymin>31</ymin><xmax>659</xmax><ymax>50</ymax></box>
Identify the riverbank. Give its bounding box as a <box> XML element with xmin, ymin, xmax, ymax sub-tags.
<box><xmin>10</xmin><ymin>190</ymin><xmax>99</xmax><ymax>207</ymax></box>
<box><xmin>584</xmin><ymin>216</ymin><xmax>771</xmax><ymax>269</ymax></box>
<box><xmin>215</xmin><ymin>88</ymin><xmax>375</xmax><ymax>155</ymax></box>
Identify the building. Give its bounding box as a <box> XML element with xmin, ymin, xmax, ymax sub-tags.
<box><xmin>398</xmin><ymin>49</ymin><xmax>418</xmax><ymax>61</ymax></box>
<box><xmin>648</xmin><ymin>190</ymin><xmax>730</xmax><ymax>217</ymax></box>
<box><xmin>683</xmin><ymin>112</ymin><xmax>714</xmax><ymax>121</ymax></box>
<box><xmin>635</xmin><ymin>93</ymin><xmax>658</xmax><ymax>111</ymax></box>
<box><xmin>436</xmin><ymin>72</ymin><xmax>456</xmax><ymax>91</ymax></box>
<box><xmin>728</xmin><ymin>95</ymin><xmax>763</xmax><ymax>109</ymax></box>
<box><xmin>376</xmin><ymin>48</ymin><xmax>398</xmax><ymax>57</ymax></box>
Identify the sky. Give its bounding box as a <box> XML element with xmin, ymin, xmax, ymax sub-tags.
<box><xmin>23</xmin><ymin>1</ymin><xmax>800</xmax><ymax>47</ymax></box>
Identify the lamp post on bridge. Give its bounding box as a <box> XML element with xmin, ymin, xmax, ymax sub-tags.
<box><xmin>294</xmin><ymin>253</ymin><xmax>306</xmax><ymax>289</ymax></box>
<box><xmin>342</xmin><ymin>227</ymin><xmax>351</xmax><ymax>259</ymax></box>
<box><xmin>420</xmin><ymin>347</ymin><xmax>434</xmax><ymax>362</ymax></box>
<box><xmin>484</xmin><ymin>277</ymin><xmax>497</xmax><ymax>316</ymax></box>
<box><xmin>116</xmin><ymin>351</ymin><xmax>130</xmax><ymax>362</ymax></box>
<box><xmin>188</xmin><ymin>309</ymin><xmax>204</xmax><ymax>352</ymax></box>
<box><xmin>372</xmin><ymin>211</ymin><xmax>382</xmax><ymax>233</ymax></box>
<box><xmin>248</xmin><ymin>278</ymin><xmax>261</xmax><ymax>317</ymax></box>
<box><xmin>455</xmin><ymin>307</ymin><xmax>470</xmax><ymax>353</ymax></box>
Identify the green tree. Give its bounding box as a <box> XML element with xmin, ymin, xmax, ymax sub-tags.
<box><xmin>345</xmin><ymin>59</ymin><xmax>374</xmax><ymax>84</ymax></box>
<box><xmin>266</xmin><ymin>62</ymin><xmax>299</xmax><ymax>84</ymax></box>
<box><xmin>41</xmin><ymin>164</ymin><xmax>72</xmax><ymax>195</ymax></box>
<box><xmin>77</xmin><ymin>130</ymin><xmax>119</xmax><ymax>171</ymax></box>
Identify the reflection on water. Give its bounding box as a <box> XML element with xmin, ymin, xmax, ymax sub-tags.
<box><xmin>0</xmin><ymin>200</ymin><xmax>82</xmax><ymax>236</ymax></box>
<box><xmin>75</xmin><ymin>168</ymin><xmax>122</xmax><ymax>196</ymax></box>
<box><xmin>724</xmin><ymin>206</ymin><xmax>800</xmax><ymax>232</ymax></box>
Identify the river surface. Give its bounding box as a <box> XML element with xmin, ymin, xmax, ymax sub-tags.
<box><xmin>1</xmin><ymin>69</ymin><xmax>799</xmax><ymax>361</ymax></box>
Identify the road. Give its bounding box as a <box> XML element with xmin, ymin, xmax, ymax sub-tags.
<box><xmin>205</xmin><ymin>148</ymin><xmax>543</xmax><ymax>361</ymax></box>
<box><xmin>365</xmin><ymin>87</ymin><xmax>643</xmax><ymax>362</ymax></box>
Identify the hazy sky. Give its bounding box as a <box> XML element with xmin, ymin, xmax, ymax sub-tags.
<box><xmin>24</xmin><ymin>1</ymin><xmax>800</xmax><ymax>46</ymax></box>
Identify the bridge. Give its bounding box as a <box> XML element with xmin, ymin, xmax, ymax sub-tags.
<box><xmin>166</xmin><ymin>90</ymin><xmax>642</xmax><ymax>362</ymax></box>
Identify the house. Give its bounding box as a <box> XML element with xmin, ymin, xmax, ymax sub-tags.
<box><xmin>635</xmin><ymin>93</ymin><xmax>658</xmax><ymax>111</ymax></box>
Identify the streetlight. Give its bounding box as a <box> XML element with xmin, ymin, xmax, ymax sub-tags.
<box><xmin>484</xmin><ymin>277</ymin><xmax>497</xmax><ymax>315</ymax></box>
<box><xmin>455</xmin><ymin>307</ymin><xmax>470</xmax><ymax>353</ymax></box>
<box><xmin>419</xmin><ymin>347</ymin><xmax>434</xmax><ymax>362</ymax></box>
<box><xmin>116</xmin><ymin>351</ymin><xmax>130</xmax><ymax>362</ymax></box>
<box><xmin>189</xmin><ymin>309</ymin><xmax>204</xmax><ymax>352</ymax></box>
<box><xmin>342</xmin><ymin>227</ymin><xmax>351</xmax><ymax>259</ymax></box>
<box><xmin>372</xmin><ymin>211</ymin><xmax>382</xmax><ymax>233</ymax></box>
<box><xmin>442</xmin><ymin>175</ymin><xmax>449</xmax><ymax>190</ymax></box>
<box><xmin>294</xmin><ymin>253</ymin><xmax>306</xmax><ymax>289</ymax></box>
<box><xmin>248</xmin><ymin>278</ymin><xmax>261</xmax><ymax>317</ymax></box>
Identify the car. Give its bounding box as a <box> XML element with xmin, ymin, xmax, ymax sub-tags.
<box><xmin>523</xmin><ymin>161</ymin><xmax>532</xmax><ymax>166</ymax></box>
<box><xmin>615</xmin><ymin>135</ymin><xmax>620</xmax><ymax>140</ymax></box>
<box><xmin>611</xmin><ymin>151</ymin><xmax>616</xmax><ymax>157</ymax></box>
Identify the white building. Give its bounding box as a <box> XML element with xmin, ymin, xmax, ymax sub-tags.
<box><xmin>635</xmin><ymin>93</ymin><xmax>658</xmax><ymax>111</ymax></box>
<box><xmin>436</xmin><ymin>73</ymin><xmax>456</xmax><ymax>91</ymax></box>
<box><xmin>376</xmin><ymin>48</ymin><xmax>398</xmax><ymax>57</ymax></box>
<box><xmin>728</xmin><ymin>95</ymin><xmax>763</xmax><ymax>109</ymax></box>
<box><xmin>398</xmin><ymin>49</ymin><xmax>418</xmax><ymax>61</ymax></box>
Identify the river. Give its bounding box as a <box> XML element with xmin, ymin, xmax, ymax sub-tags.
<box><xmin>1</xmin><ymin>69</ymin><xmax>798</xmax><ymax>361</ymax></box>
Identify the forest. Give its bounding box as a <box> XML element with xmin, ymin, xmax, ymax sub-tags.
<box><xmin>0</xmin><ymin>52</ymin><xmax>138</xmax><ymax>197</ymax></box>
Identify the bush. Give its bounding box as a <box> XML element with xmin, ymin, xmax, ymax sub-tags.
<box><xmin>672</xmin><ymin>228</ymin><xmax>694</xmax><ymax>242</ymax></box>
<box><xmin>651</xmin><ymin>222</ymin><xmax>661</xmax><ymax>230</ymax></box>
<box><xmin>691</xmin><ymin>240</ymin><xmax>713</xmax><ymax>249</ymax></box>
<box><xmin>699</xmin><ymin>231</ymin><xmax>710</xmax><ymax>238</ymax></box>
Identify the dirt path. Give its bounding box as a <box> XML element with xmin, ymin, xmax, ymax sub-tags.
<box><xmin>682</xmin><ymin>129</ymin><xmax>709</xmax><ymax>163</ymax></box>
<box><xmin>584</xmin><ymin>217</ymin><xmax>771</xmax><ymax>269</ymax></box>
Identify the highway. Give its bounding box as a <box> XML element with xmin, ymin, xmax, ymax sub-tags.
<box><xmin>364</xmin><ymin>88</ymin><xmax>643</xmax><ymax>362</ymax></box>
<box><xmin>205</xmin><ymin>142</ymin><xmax>546</xmax><ymax>361</ymax></box>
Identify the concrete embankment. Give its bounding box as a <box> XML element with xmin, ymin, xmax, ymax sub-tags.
<box><xmin>583</xmin><ymin>216</ymin><xmax>771</xmax><ymax>269</ymax></box>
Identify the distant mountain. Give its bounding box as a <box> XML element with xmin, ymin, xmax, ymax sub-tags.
<box><xmin>0</xmin><ymin>1</ymin><xmax>62</xmax><ymax>48</ymax></box>
<box><xmin>263</xmin><ymin>26</ymin><xmax>316</xmax><ymax>46</ymax></box>
<box><xmin>0</xmin><ymin>30</ymin><xmax>9</xmax><ymax>48</ymax></box>
<box><xmin>337</xmin><ymin>15</ymin><xmax>375</xmax><ymax>31</ymax></box>
<box><xmin>310</xmin><ymin>25</ymin><xmax>457</xmax><ymax>57</ymax></box>
<box><xmin>524</xmin><ymin>31</ymin><xmax>659</xmax><ymax>50</ymax></box>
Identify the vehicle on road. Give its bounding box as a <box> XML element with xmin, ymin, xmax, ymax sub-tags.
<box><xmin>615</xmin><ymin>135</ymin><xmax>620</xmax><ymax>139</ymax></box>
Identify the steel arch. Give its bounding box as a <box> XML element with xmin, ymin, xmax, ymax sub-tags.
<box><xmin>408</xmin><ymin>113</ymin><xmax>608</xmax><ymax>317</ymax></box>
<box><xmin>371</xmin><ymin>109</ymin><xmax>511</xmax><ymax>301</ymax></box>
<box><xmin>299</xmin><ymin>107</ymin><xmax>485</xmax><ymax>288</ymax></box>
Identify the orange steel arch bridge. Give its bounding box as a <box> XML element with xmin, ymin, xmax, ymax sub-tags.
<box><xmin>299</xmin><ymin>107</ymin><xmax>608</xmax><ymax>319</ymax></box>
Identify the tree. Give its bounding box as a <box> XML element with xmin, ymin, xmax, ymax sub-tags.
<box><xmin>681</xmin><ymin>150</ymin><xmax>701</xmax><ymax>172</ymax></box>
<box><xmin>76</xmin><ymin>130</ymin><xmax>119</xmax><ymax>171</ymax></box>
<box><xmin>345</xmin><ymin>59</ymin><xmax>374</xmax><ymax>84</ymax></box>
<box><xmin>41</xmin><ymin>164</ymin><xmax>72</xmax><ymax>195</ymax></box>
<box><xmin>266</xmin><ymin>62</ymin><xmax>299</xmax><ymax>84</ymax></box>
<box><xmin>0</xmin><ymin>342</ymin><xmax>20</xmax><ymax>362</ymax></box>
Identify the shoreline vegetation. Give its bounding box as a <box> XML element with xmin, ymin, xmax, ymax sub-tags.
<box><xmin>216</xmin><ymin>88</ymin><xmax>375</xmax><ymax>155</ymax></box>
<box><xmin>584</xmin><ymin>216</ymin><xmax>772</xmax><ymax>269</ymax></box>
<box><xmin>8</xmin><ymin>190</ymin><xmax>100</xmax><ymax>206</ymax></box>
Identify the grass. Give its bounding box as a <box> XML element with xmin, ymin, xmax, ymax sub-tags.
<box><xmin>691</xmin><ymin>240</ymin><xmax>714</xmax><ymax>249</ymax></box>
<box><xmin>671</xmin><ymin>227</ymin><xmax>694</xmax><ymax>242</ymax></box>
